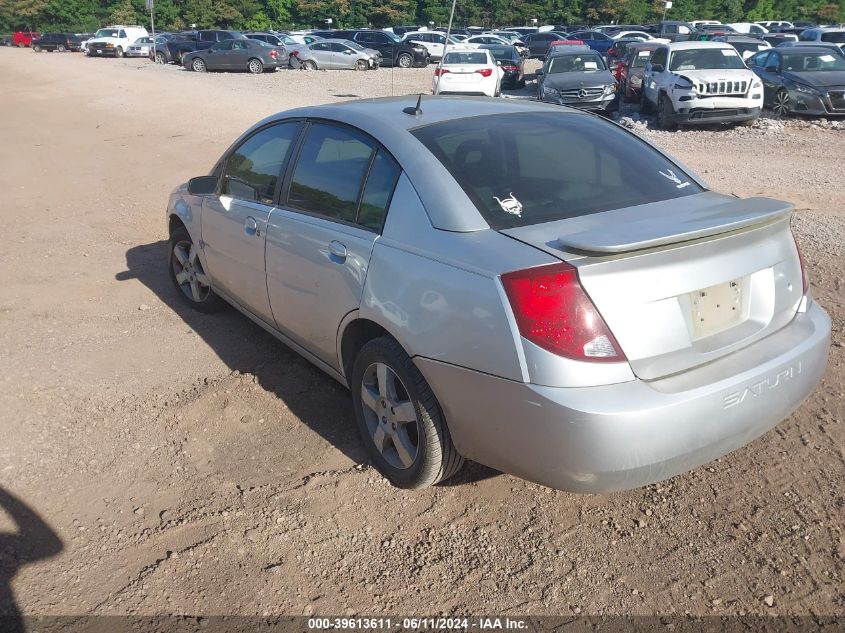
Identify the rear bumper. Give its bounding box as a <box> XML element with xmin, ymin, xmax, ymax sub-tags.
<box><xmin>415</xmin><ymin>302</ymin><xmax>830</xmax><ymax>493</ymax></box>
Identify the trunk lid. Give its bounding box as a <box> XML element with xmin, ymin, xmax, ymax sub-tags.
<box><xmin>500</xmin><ymin>192</ymin><xmax>804</xmax><ymax>380</ymax></box>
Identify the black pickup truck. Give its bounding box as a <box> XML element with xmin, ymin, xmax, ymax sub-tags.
<box><xmin>166</xmin><ymin>30</ymin><xmax>245</xmax><ymax>64</ymax></box>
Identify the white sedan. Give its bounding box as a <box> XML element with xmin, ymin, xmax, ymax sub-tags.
<box><xmin>403</xmin><ymin>31</ymin><xmax>475</xmax><ymax>60</ymax></box>
<box><xmin>611</xmin><ymin>30</ymin><xmax>670</xmax><ymax>44</ymax></box>
<box><xmin>432</xmin><ymin>49</ymin><xmax>504</xmax><ymax>97</ymax></box>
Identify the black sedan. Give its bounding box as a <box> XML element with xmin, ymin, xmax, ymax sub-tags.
<box><xmin>521</xmin><ymin>31</ymin><xmax>571</xmax><ymax>59</ymax></box>
<box><xmin>746</xmin><ymin>46</ymin><xmax>845</xmax><ymax>116</ymax></box>
<box><xmin>183</xmin><ymin>39</ymin><xmax>288</xmax><ymax>74</ymax></box>
<box><xmin>479</xmin><ymin>44</ymin><xmax>526</xmax><ymax>88</ymax></box>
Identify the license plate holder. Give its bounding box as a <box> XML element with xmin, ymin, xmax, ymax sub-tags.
<box><xmin>690</xmin><ymin>279</ymin><xmax>742</xmax><ymax>340</ymax></box>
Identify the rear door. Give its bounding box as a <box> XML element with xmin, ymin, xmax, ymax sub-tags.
<box><xmin>200</xmin><ymin>121</ymin><xmax>302</xmax><ymax>324</ymax></box>
<box><xmin>265</xmin><ymin>121</ymin><xmax>401</xmax><ymax>366</ymax></box>
<box><xmin>228</xmin><ymin>40</ymin><xmax>251</xmax><ymax>69</ymax></box>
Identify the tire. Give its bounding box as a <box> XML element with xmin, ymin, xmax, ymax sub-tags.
<box><xmin>772</xmin><ymin>89</ymin><xmax>791</xmax><ymax>117</ymax></box>
<box><xmin>301</xmin><ymin>59</ymin><xmax>317</xmax><ymax>71</ymax></box>
<box><xmin>155</xmin><ymin>51</ymin><xmax>166</xmax><ymax>64</ymax></box>
<box><xmin>191</xmin><ymin>57</ymin><xmax>206</xmax><ymax>72</ymax></box>
<box><xmin>351</xmin><ymin>336</ymin><xmax>465</xmax><ymax>489</ymax></box>
<box><xmin>115</xmin><ymin>46</ymin><xmax>123</xmax><ymax>58</ymax></box>
<box><xmin>518</xmin><ymin>77</ymin><xmax>526</xmax><ymax>89</ymax></box>
<box><xmin>355</xmin><ymin>58</ymin><xmax>367</xmax><ymax>71</ymax></box>
<box><xmin>396</xmin><ymin>52</ymin><xmax>413</xmax><ymax>68</ymax></box>
<box><xmin>247</xmin><ymin>57</ymin><xmax>263</xmax><ymax>74</ymax></box>
<box><xmin>33</xmin><ymin>45</ymin><xmax>41</xmax><ymax>52</ymax></box>
<box><xmin>57</xmin><ymin>44</ymin><xmax>66</xmax><ymax>52</ymax></box>
<box><xmin>656</xmin><ymin>93</ymin><xmax>678</xmax><ymax>131</ymax></box>
<box><xmin>168</xmin><ymin>227</ymin><xmax>226</xmax><ymax>313</ymax></box>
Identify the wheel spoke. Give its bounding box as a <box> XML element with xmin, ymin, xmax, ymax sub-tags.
<box><xmin>393</xmin><ymin>401</ymin><xmax>416</xmax><ymax>425</ymax></box>
<box><xmin>376</xmin><ymin>363</ymin><xmax>389</xmax><ymax>399</ymax></box>
<box><xmin>194</xmin><ymin>271</ymin><xmax>210</xmax><ymax>286</ymax></box>
<box><xmin>173</xmin><ymin>244</ymin><xmax>189</xmax><ymax>265</ymax></box>
<box><xmin>391</xmin><ymin>429</ymin><xmax>416</xmax><ymax>468</ymax></box>
<box><xmin>175</xmin><ymin>271</ymin><xmax>189</xmax><ymax>285</ymax></box>
<box><xmin>360</xmin><ymin>383</ymin><xmax>380</xmax><ymax>413</ymax></box>
<box><xmin>188</xmin><ymin>245</ymin><xmax>199</xmax><ymax>265</ymax></box>
<box><xmin>372</xmin><ymin>425</ymin><xmax>388</xmax><ymax>452</ymax></box>
<box><xmin>189</xmin><ymin>280</ymin><xmax>201</xmax><ymax>301</ymax></box>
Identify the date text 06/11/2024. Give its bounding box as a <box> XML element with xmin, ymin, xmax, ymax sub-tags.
<box><xmin>307</xmin><ymin>618</ymin><xmax>529</xmax><ymax>630</ymax></box>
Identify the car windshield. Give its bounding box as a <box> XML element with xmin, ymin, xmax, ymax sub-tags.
<box><xmin>443</xmin><ymin>51</ymin><xmax>489</xmax><ymax>64</ymax></box>
<box><xmin>384</xmin><ymin>31</ymin><xmax>402</xmax><ymax>42</ymax></box>
<box><xmin>547</xmin><ymin>53</ymin><xmax>606</xmax><ymax>73</ymax></box>
<box><xmin>412</xmin><ymin>112</ymin><xmax>702</xmax><ymax>230</ymax></box>
<box><xmin>783</xmin><ymin>51</ymin><xmax>845</xmax><ymax>71</ymax></box>
<box><xmin>631</xmin><ymin>49</ymin><xmax>654</xmax><ymax>67</ymax></box>
<box><xmin>669</xmin><ymin>48</ymin><xmax>746</xmax><ymax>70</ymax></box>
<box><xmin>821</xmin><ymin>31</ymin><xmax>845</xmax><ymax>43</ymax></box>
<box><xmin>95</xmin><ymin>29</ymin><xmax>119</xmax><ymax>38</ymax></box>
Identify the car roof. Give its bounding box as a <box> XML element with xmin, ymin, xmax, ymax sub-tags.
<box><xmin>548</xmin><ymin>46</ymin><xmax>598</xmax><ymax>55</ymax></box>
<box><xmin>626</xmin><ymin>41</ymin><xmax>661</xmax><ymax>49</ymax></box>
<box><xmin>665</xmin><ymin>40</ymin><xmax>735</xmax><ymax>50</ymax></box>
<box><xmin>243</xmin><ymin>97</ymin><xmax>592</xmax><ymax>232</ymax></box>
<box><xmin>773</xmin><ymin>45</ymin><xmax>843</xmax><ymax>53</ymax></box>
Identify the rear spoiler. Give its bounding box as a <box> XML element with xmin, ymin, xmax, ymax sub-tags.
<box><xmin>558</xmin><ymin>196</ymin><xmax>793</xmax><ymax>254</ymax></box>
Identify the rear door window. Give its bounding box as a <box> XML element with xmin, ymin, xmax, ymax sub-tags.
<box><xmin>411</xmin><ymin>112</ymin><xmax>702</xmax><ymax>229</ymax></box>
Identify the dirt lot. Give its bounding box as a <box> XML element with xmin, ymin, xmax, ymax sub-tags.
<box><xmin>0</xmin><ymin>48</ymin><xmax>843</xmax><ymax>618</ymax></box>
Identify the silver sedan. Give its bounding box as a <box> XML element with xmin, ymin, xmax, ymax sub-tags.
<box><xmin>165</xmin><ymin>97</ymin><xmax>829</xmax><ymax>492</ymax></box>
<box><xmin>290</xmin><ymin>38</ymin><xmax>379</xmax><ymax>70</ymax></box>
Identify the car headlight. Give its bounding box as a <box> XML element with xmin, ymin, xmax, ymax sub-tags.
<box><xmin>793</xmin><ymin>83</ymin><xmax>822</xmax><ymax>96</ymax></box>
<box><xmin>673</xmin><ymin>79</ymin><xmax>694</xmax><ymax>91</ymax></box>
<box><xmin>412</xmin><ymin>45</ymin><xmax>426</xmax><ymax>52</ymax></box>
<box><xmin>603</xmin><ymin>83</ymin><xmax>617</xmax><ymax>96</ymax></box>
<box><xmin>542</xmin><ymin>86</ymin><xmax>559</xmax><ymax>98</ymax></box>
<box><xmin>751</xmin><ymin>79</ymin><xmax>762</xmax><ymax>90</ymax></box>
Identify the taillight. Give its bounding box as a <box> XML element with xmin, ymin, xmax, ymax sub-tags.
<box><xmin>501</xmin><ymin>64</ymin><xmax>518</xmax><ymax>71</ymax></box>
<box><xmin>434</xmin><ymin>67</ymin><xmax>449</xmax><ymax>76</ymax></box>
<box><xmin>794</xmin><ymin>236</ymin><xmax>810</xmax><ymax>296</ymax></box>
<box><xmin>501</xmin><ymin>262</ymin><xmax>625</xmax><ymax>362</ymax></box>
<box><xmin>290</xmin><ymin>50</ymin><xmax>299</xmax><ymax>58</ymax></box>
<box><xmin>476</xmin><ymin>68</ymin><xmax>493</xmax><ymax>77</ymax></box>
<box><xmin>270</xmin><ymin>49</ymin><xmax>278</xmax><ymax>58</ymax></box>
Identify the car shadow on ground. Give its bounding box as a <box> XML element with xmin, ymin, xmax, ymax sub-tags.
<box><xmin>0</xmin><ymin>488</ymin><xmax>63</xmax><ymax>633</ymax></box>
<box><xmin>117</xmin><ymin>240</ymin><xmax>500</xmax><ymax>486</ymax></box>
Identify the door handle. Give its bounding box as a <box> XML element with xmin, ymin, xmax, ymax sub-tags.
<box><xmin>244</xmin><ymin>216</ymin><xmax>260</xmax><ymax>237</ymax></box>
<box><xmin>328</xmin><ymin>240</ymin><xmax>347</xmax><ymax>262</ymax></box>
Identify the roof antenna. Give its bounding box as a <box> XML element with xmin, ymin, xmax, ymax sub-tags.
<box><xmin>403</xmin><ymin>93</ymin><xmax>423</xmax><ymax>116</ymax></box>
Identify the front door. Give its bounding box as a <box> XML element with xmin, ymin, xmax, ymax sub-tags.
<box><xmin>266</xmin><ymin>121</ymin><xmax>401</xmax><ymax>367</ymax></box>
<box><xmin>205</xmin><ymin>40</ymin><xmax>232</xmax><ymax>69</ymax></box>
<box><xmin>200</xmin><ymin>121</ymin><xmax>302</xmax><ymax>324</ymax></box>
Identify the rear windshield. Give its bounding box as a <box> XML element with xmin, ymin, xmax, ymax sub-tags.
<box><xmin>485</xmin><ymin>46</ymin><xmax>516</xmax><ymax>61</ymax></box>
<box><xmin>443</xmin><ymin>51</ymin><xmax>489</xmax><ymax>64</ymax></box>
<box><xmin>411</xmin><ymin>112</ymin><xmax>702</xmax><ymax>230</ymax></box>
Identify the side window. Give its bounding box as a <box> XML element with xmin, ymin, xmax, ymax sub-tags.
<box><xmin>358</xmin><ymin>151</ymin><xmax>401</xmax><ymax>231</ymax></box>
<box><xmin>753</xmin><ymin>51</ymin><xmax>770</xmax><ymax>68</ymax></box>
<box><xmin>356</xmin><ymin>32</ymin><xmax>373</xmax><ymax>43</ymax></box>
<box><xmin>678</xmin><ymin>25</ymin><xmax>690</xmax><ymax>34</ymax></box>
<box><xmin>312</xmin><ymin>42</ymin><xmax>329</xmax><ymax>51</ymax></box>
<box><xmin>766</xmin><ymin>52</ymin><xmax>780</xmax><ymax>69</ymax></box>
<box><xmin>232</xmin><ymin>41</ymin><xmax>247</xmax><ymax>50</ymax></box>
<box><xmin>664</xmin><ymin>24</ymin><xmax>677</xmax><ymax>34</ymax></box>
<box><xmin>119</xmin><ymin>30</ymin><xmax>126</xmax><ymax>39</ymax></box>
<box><xmin>650</xmin><ymin>47</ymin><xmax>668</xmax><ymax>68</ymax></box>
<box><xmin>222</xmin><ymin>122</ymin><xmax>300</xmax><ymax>204</ymax></box>
<box><xmin>287</xmin><ymin>124</ymin><xmax>375</xmax><ymax>224</ymax></box>
<box><xmin>433</xmin><ymin>34</ymin><xmax>446</xmax><ymax>44</ymax></box>
<box><xmin>199</xmin><ymin>31</ymin><xmax>215</xmax><ymax>42</ymax></box>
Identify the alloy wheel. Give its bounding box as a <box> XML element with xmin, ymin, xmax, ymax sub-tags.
<box><xmin>248</xmin><ymin>58</ymin><xmax>263</xmax><ymax>74</ymax></box>
<box><xmin>397</xmin><ymin>53</ymin><xmax>412</xmax><ymax>68</ymax></box>
<box><xmin>773</xmin><ymin>90</ymin><xmax>790</xmax><ymax>116</ymax></box>
<box><xmin>192</xmin><ymin>58</ymin><xmax>206</xmax><ymax>72</ymax></box>
<box><xmin>360</xmin><ymin>362</ymin><xmax>420</xmax><ymax>470</ymax></box>
<box><xmin>155</xmin><ymin>51</ymin><xmax>166</xmax><ymax>64</ymax></box>
<box><xmin>171</xmin><ymin>240</ymin><xmax>211</xmax><ymax>303</ymax></box>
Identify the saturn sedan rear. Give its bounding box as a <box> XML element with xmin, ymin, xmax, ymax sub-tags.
<box><xmin>164</xmin><ymin>97</ymin><xmax>829</xmax><ymax>492</ymax></box>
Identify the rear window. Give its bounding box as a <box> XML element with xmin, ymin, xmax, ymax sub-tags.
<box><xmin>820</xmin><ymin>31</ymin><xmax>845</xmax><ymax>43</ymax></box>
<box><xmin>443</xmin><ymin>51</ymin><xmax>489</xmax><ymax>64</ymax></box>
<box><xmin>411</xmin><ymin>112</ymin><xmax>702</xmax><ymax>230</ymax></box>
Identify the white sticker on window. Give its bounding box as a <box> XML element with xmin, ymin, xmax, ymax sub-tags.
<box><xmin>584</xmin><ymin>61</ymin><xmax>598</xmax><ymax>69</ymax></box>
<box><xmin>721</xmin><ymin>48</ymin><xmax>738</xmax><ymax>56</ymax></box>
<box><xmin>493</xmin><ymin>192</ymin><xmax>523</xmax><ymax>217</ymax></box>
<box><xmin>820</xmin><ymin>54</ymin><xmax>835</xmax><ymax>62</ymax></box>
<box><xmin>638</xmin><ymin>51</ymin><xmax>651</xmax><ymax>57</ymax></box>
<box><xmin>659</xmin><ymin>169</ymin><xmax>691</xmax><ymax>189</ymax></box>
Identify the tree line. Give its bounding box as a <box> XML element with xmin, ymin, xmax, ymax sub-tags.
<box><xmin>1</xmin><ymin>0</ymin><xmax>843</xmax><ymax>34</ymax></box>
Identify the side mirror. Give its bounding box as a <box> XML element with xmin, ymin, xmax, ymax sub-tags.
<box><xmin>187</xmin><ymin>175</ymin><xmax>218</xmax><ymax>195</ymax></box>
<box><xmin>535</xmin><ymin>68</ymin><xmax>544</xmax><ymax>75</ymax></box>
<box><xmin>765</xmin><ymin>65</ymin><xmax>778</xmax><ymax>73</ymax></box>
<box><xmin>496</xmin><ymin>60</ymin><xmax>502</xmax><ymax>66</ymax></box>
<box><xmin>344</xmin><ymin>49</ymin><xmax>353</xmax><ymax>54</ymax></box>
<box><xmin>651</xmin><ymin>63</ymin><xmax>664</xmax><ymax>72</ymax></box>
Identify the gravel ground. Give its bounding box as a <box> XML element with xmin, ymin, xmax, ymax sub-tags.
<box><xmin>0</xmin><ymin>48</ymin><xmax>843</xmax><ymax>619</ymax></box>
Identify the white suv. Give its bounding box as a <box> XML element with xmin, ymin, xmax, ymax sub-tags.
<box><xmin>641</xmin><ymin>41</ymin><xmax>763</xmax><ymax>129</ymax></box>
<box><xmin>86</xmin><ymin>25</ymin><xmax>149</xmax><ymax>58</ymax></box>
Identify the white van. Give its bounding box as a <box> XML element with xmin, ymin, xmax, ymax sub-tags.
<box><xmin>86</xmin><ymin>25</ymin><xmax>149</xmax><ymax>57</ymax></box>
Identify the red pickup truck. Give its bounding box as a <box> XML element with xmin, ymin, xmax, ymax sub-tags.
<box><xmin>13</xmin><ymin>31</ymin><xmax>40</xmax><ymax>47</ymax></box>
